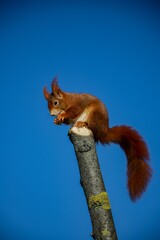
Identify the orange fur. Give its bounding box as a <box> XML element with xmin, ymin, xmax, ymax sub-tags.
<box><xmin>43</xmin><ymin>79</ymin><xmax>152</xmax><ymax>201</ymax></box>
<box><xmin>104</xmin><ymin>126</ymin><xmax>152</xmax><ymax>201</ymax></box>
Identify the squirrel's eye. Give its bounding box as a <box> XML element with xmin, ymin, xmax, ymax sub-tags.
<box><xmin>54</xmin><ymin>100</ymin><xmax>59</xmax><ymax>106</ymax></box>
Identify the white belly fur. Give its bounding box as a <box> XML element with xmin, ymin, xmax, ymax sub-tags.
<box><xmin>71</xmin><ymin>108</ymin><xmax>89</xmax><ymax>126</ymax></box>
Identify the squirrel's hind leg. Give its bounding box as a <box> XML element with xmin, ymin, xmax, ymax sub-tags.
<box><xmin>74</xmin><ymin>121</ymin><xmax>88</xmax><ymax>128</ymax></box>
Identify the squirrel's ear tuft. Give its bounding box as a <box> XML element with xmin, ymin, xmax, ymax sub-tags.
<box><xmin>51</xmin><ymin>76</ymin><xmax>63</xmax><ymax>98</ymax></box>
<box><xmin>43</xmin><ymin>86</ymin><xmax>50</xmax><ymax>100</ymax></box>
<box><xmin>51</xmin><ymin>76</ymin><xmax>58</xmax><ymax>89</ymax></box>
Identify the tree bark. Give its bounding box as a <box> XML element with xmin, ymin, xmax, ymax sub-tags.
<box><xmin>68</xmin><ymin>126</ymin><xmax>118</xmax><ymax>240</ymax></box>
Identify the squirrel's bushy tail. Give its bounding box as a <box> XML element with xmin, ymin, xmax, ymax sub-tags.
<box><xmin>104</xmin><ymin>125</ymin><xmax>152</xmax><ymax>201</ymax></box>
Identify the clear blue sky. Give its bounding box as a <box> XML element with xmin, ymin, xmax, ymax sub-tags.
<box><xmin>0</xmin><ymin>1</ymin><xmax>160</xmax><ymax>239</ymax></box>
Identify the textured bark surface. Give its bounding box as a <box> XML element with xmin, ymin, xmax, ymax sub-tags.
<box><xmin>69</xmin><ymin>127</ymin><xmax>118</xmax><ymax>240</ymax></box>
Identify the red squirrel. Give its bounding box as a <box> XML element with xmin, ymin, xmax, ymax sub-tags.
<box><xmin>43</xmin><ymin>77</ymin><xmax>152</xmax><ymax>201</ymax></box>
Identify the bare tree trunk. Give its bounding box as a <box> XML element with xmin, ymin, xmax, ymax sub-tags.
<box><xmin>68</xmin><ymin>127</ymin><xmax>118</xmax><ymax>240</ymax></box>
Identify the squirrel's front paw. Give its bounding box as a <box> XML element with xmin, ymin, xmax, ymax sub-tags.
<box><xmin>54</xmin><ymin>117</ymin><xmax>62</xmax><ymax>125</ymax></box>
<box><xmin>54</xmin><ymin>112</ymin><xmax>65</xmax><ymax>125</ymax></box>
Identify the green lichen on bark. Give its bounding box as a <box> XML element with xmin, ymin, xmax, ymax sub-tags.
<box><xmin>89</xmin><ymin>192</ymin><xmax>111</xmax><ymax>210</ymax></box>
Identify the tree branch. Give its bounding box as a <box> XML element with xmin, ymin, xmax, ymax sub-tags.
<box><xmin>68</xmin><ymin>126</ymin><xmax>118</xmax><ymax>240</ymax></box>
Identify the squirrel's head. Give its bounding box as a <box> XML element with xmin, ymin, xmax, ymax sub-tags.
<box><xmin>43</xmin><ymin>77</ymin><xmax>66</xmax><ymax>116</ymax></box>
